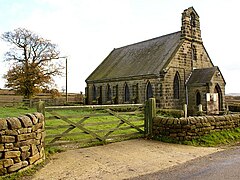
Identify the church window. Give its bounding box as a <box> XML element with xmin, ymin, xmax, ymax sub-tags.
<box><xmin>92</xmin><ymin>84</ymin><xmax>97</xmax><ymax>100</ymax></box>
<box><xmin>190</xmin><ymin>12</ymin><xmax>196</xmax><ymax>27</ymax></box>
<box><xmin>173</xmin><ymin>72</ymin><xmax>180</xmax><ymax>99</ymax></box>
<box><xmin>146</xmin><ymin>82</ymin><xmax>153</xmax><ymax>99</ymax></box>
<box><xmin>106</xmin><ymin>84</ymin><xmax>111</xmax><ymax>101</ymax></box>
<box><xmin>124</xmin><ymin>83</ymin><xmax>130</xmax><ymax>102</ymax></box>
<box><xmin>192</xmin><ymin>45</ymin><xmax>197</xmax><ymax>61</ymax></box>
<box><xmin>196</xmin><ymin>91</ymin><xmax>201</xmax><ymax>106</ymax></box>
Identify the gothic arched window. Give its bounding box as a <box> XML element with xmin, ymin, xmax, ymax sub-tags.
<box><xmin>146</xmin><ymin>82</ymin><xmax>153</xmax><ymax>100</ymax></box>
<box><xmin>106</xmin><ymin>84</ymin><xmax>111</xmax><ymax>101</ymax></box>
<box><xmin>196</xmin><ymin>91</ymin><xmax>201</xmax><ymax>106</ymax></box>
<box><xmin>124</xmin><ymin>83</ymin><xmax>130</xmax><ymax>102</ymax></box>
<box><xmin>92</xmin><ymin>84</ymin><xmax>97</xmax><ymax>100</ymax></box>
<box><xmin>192</xmin><ymin>45</ymin><xmax>197</xmax><ymax>61</ymax></box>
<box><xmin>190</xmin><ymin>12</ymin><xmax>196</xmax><ymax>27</ymax></box>
<box><xmin>173</xmin><ymin>72</ymin><xmax>180</xmax><ymax>99</ymax></box>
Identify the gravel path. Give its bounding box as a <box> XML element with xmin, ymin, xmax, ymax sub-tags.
<box><xmin>32</xmin><ymin>139</ymin><xmax>222</xmax><ymax>180</ymax></box>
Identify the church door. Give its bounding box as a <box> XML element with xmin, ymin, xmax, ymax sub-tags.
<box><xmin>214</xmin><ymin>84</ymin><xmax>222</xmax><ymax>111</ymax></box>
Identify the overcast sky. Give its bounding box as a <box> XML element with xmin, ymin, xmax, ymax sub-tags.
<box><xmin>0</xmin><ymin>0</ymin><xmax>239</xmax><ymax>94</ymax></box>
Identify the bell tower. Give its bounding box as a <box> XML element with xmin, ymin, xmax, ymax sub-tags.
<box><xmin>181</xmin><ymin>7</ymin><xmax>202</xmax><ymax>43</ymax></box>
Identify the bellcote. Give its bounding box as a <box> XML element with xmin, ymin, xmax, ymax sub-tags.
<box><xmin>181</xmin><ymin>7</ymin><xmax>202</xmax><ymax>43</ymax></box>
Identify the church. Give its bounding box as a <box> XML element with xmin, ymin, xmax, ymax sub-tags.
<box><xmin>85</xmin><ymin>7</ymin><xmax>226</xmax><ymax>115</ymax></box>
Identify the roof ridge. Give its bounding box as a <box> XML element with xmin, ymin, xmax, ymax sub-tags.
<box><xmin>115</xmin><ymin>31</ymin><xmax>181</xmax><ymax>50</ymax></box>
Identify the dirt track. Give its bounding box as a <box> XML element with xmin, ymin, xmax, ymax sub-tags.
<box><xmin>32</xmin><ymin>139</ymin><xmax>222</xmax><ymax>180</ymax></box>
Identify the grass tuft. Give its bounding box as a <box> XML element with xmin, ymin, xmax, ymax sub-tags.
<box><xmin>155</xmin><ymin>128</ymin><xmax>240</xmax><ymax>147</ymax></box>
<box><xmin>183</xmin><ymin>128</ymin><xmax>240</xmax><ymax>147</ymax></box>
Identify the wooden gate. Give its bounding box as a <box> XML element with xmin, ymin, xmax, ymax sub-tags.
<box><xmin>39</xmin><ymin>104</ymin><xmax>147</xmax><ymax>147</ymax></box>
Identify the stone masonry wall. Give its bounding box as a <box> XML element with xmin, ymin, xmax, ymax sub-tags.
<box><xmin>0</xmin><ymin>112</ymin><xmax>45</xmax><ymax>176</ymax></box>
<box><xmin>153</xmin><ymin>114</ymin><xmax>240</xmax><ymax>141</ymax></box>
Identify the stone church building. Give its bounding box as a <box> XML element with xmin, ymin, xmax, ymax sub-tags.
<box><xmin>85</xmin><ymin>7</ymin><xmax>226</xmax><ymax>114</ymax></box>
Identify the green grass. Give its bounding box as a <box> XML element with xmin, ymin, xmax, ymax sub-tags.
<box><xmin>154</xmin><ymin>128</ymin><xmax>240</xmax><ymax>147</ymax></box>
<box><xmin>0</xmin><ymin>106</ymin><xmax>36</xmax><ymax>118</ymax></box>
<box><xmin>155</xmin><ymin>128</ymin><xmax>240</xmax><ymax>147</ymax></box>
<box><xmin>183</xmin><ymin>128</ymin><xmax>240</xmax><ymax>147</ymax></box>
<box><xmin>0</xmin><ymin>106</ymin><xmax>144</xmax><ymax>147</ymax></box>
<box><xmin>44</xmin><ymin>108</ymin><xmax>144</xmax><ymax>146</ymax></box>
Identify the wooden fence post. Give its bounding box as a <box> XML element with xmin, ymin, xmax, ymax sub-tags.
<box><xmin>145</xmin><ymin>98</ymin><xmax>156</xmax><ymax>137</ymax></box>
<box><xmin>37</xmin><ymin>100</ymin><xmax>45</xmax><ymax>116</ymax></box>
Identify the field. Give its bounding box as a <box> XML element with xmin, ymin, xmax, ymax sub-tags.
<box><xmin>44</xmin><ymin>106</ymin><xmax>145</xmax><ymax>147</ymax></box>
<box><xmin>226</xmin><ymin>96</ymin><xmax>240</xmax><ymax>112</ymax></box>
<box><xmin>0</xmin><ymin>107</ymin><xmax>36</xmax><ymax>118</ymax></box>
<box><xmin>0</xmin><ymin>106</ymin><xmax>145</xmax><ymax>148</ymax></box>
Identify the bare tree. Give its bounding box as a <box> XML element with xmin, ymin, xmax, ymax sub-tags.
<box><xmin>1</xmin><ymin>28</ymin><xmax>64</xmax><ymax>98</ymax></box>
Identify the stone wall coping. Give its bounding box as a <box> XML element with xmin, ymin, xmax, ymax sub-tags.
<box><xmin>0</xmin><ymin>112</ymin><xmax>44</xmax><ymax>131</ymax></box>
<box><xmin>154</xmin><ymin>114</ymin><xmax>240</xmax><ymax>125</ymax></box>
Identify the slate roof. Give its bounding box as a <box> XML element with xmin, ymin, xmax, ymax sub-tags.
<box><xmin>187</xmin><ymin>67</ymin><xmax>220</xmax><ymax>85</ymax></box>
<box><xmin>86</xmin><ymin>31</ymin><xmax>182</xmax><ymax>82</ymax></box>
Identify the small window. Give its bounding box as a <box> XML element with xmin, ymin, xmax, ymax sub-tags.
<box><xmin>146</xmin><ymin>82</ymin><xmax>153</xmax><ymax>99</ymax></box>
<box><xmin>196</xmin><ymin>91</ymin><xmax>201</xmax><ymax>106</ymax></box>
<box><xmin>124</xmin><ymin>83</ymin><xmax>130</xmax><ymax>102</ymax></box>
<box><xmin>92</xmin><ymin>85</ymin><xmax>97</xmax><ymax>100</ymax></box>
<box><xmin>106</xmin><ymin>84</ymin><xmax>111</xmax><ymax>101</ymax></box>
<box><xmin>190</xmin><ymin>13</ymin><xmax>196</xmax><ymax>27</ymax></box>
<box><xmin>192</xmin><ymin>45</ymin><xmax>197</xmax><ymax>61</ymax></box>
<box><xmin>173</xmin><ymin>72</ymin><xmax>180</xmax><ymax>99</ymax></box>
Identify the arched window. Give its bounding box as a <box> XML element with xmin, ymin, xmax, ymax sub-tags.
<box><xmin>98</xmin><ymin>86</ymin><xmax>103</xmax><ymax>105</ymax></box>
<box><xmin>173</xmin><ymin>72</ymin><xmax>180</xmax><ymax>99</ymax></box>
<box><xmin>106</xmin><ymin>84</ymin><xmax>111</xmax><ymax>101</ymax></box>
<box><xmin>192</xmin><ymin>45</ymin><xmax>197</xmax><ymax>61</ymax></box>
<box><xmin>146</xmin><ymin>82</ymin><xmax>153</xmax><ymax>100</ymax></box>
<box><xmin>92</xmin><ymin>85</ymin><xmax>97</xmax><ymax>100</ymax></box>
<box><xmin>196</xmin><ymin>91</ymin><xmax>201</xmax><ymax>106</ymax></box>
<box><xmin>124</xmin><ymin>83</ymin><xmax>130</xmax><ymax>102</ymax></box>
<box><xmin>190</xmin><ymin>12</ymin><xmax>196</xmax><ymax>27</ymax></box>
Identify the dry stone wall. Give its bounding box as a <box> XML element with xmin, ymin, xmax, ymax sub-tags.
<box><xmin>0</xmin><ymin>112</ymin><xmax>45</xmax><ymax>176</ymax></box>
<box><xmin>153</xmin><ymin>114</ymin><xmax>240</xmax><ymax>141</ymax></box>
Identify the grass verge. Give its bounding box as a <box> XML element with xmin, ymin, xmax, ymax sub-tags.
<box><xmin>155</xmin><ymin>127</ymin><xmax>240</xmax><ymax>147</ymax></box>
<box><xmin>183</xmin><ymin>128</ymin><xmax>240</xmax><ymax>147</ymax></box>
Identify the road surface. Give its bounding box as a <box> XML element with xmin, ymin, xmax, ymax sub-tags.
<box><xmin>131</xmin><ymin>145</ymin><xmax>240</xmax><ymax>180</ymax></box>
